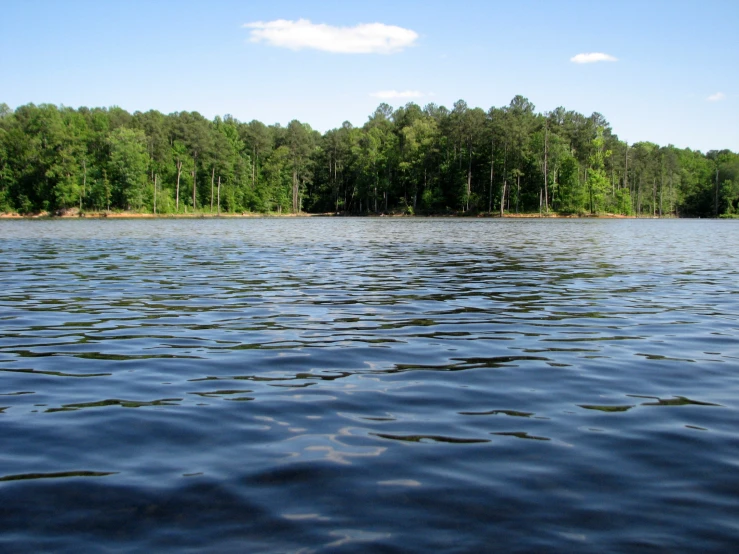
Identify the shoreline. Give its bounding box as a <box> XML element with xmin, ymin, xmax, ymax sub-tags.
<box><xmin>0</xmin><ymin>210</ymin><xmax>655</xmax><ymax>220</ymax></box>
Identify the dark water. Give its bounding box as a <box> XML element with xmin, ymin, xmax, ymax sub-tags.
<box><xmin>1</xmin><ymin>218</ymin><xmax>738</xmax><ymax>553</ymax></box>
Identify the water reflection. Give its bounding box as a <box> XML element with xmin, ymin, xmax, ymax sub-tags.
<box><xmin>46</xmin><ymin>398</ymin><xmax>182</xmax><ymax>412</ymax></box>
<box><xmin>1</xmin><ymin>218</ymin><xmax>738</xmax><ymax>551</ymax></box>
<box><xmin>372</xmin><ymin>433</ymin><xmax>491</xmax><ymax>444</ymax></box>
<box><xmin>628</xmin><ymin>395</ymin><xmax>722</xmax><ymax>407</ymax></box>
<box><xmin>492</xmin><ymin>431</ymin><xmax>550</xmax><ymax>441</ymax></box>
<box><xmin>0</xmin><ymin>471</ymin><xmax>117</xmax><ymax>482</ymax></box>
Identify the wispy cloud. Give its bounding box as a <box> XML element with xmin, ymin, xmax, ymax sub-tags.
<box><xmin>570</xmin><ymin>52</ymin><xmax>618</xmax><ymax>64</ymax></box>
<box><xmin>370</xmin><ymin>90</ymin><xmax>426</xmax><ymax>99</ymax></box>
<box><xmin>706</xmin><ymin>92</ymin><xmax>726</xmax><ymax>102</ymax></box>
<box><xmin>243</xmin><ymin>19</ymin><xmax>418</xmax><ymax>54</ymax></box>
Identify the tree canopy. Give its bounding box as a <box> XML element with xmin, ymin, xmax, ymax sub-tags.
<box><xmin>1</xmin><ymin>99</ymin><xmax>736</xmax><ymax>217</ymax></box>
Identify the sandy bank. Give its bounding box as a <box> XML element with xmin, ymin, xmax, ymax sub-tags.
<box><xmin>0</xmin><ymin>209</ymin><xmax>643</xmax><ymax>220</ymax></box>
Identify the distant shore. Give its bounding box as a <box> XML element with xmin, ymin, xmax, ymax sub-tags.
<box><xmin>0</xmin><ymin>210</ymin><xmax>644</xmax><ymax>220</ymax></box>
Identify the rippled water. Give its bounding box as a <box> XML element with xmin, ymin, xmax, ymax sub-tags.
<box><xmin>1</xmin><ymin>218</ymin><xmax>738</xmax><ymax>552</ymax></box>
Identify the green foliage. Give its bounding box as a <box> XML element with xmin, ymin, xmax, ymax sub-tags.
<box><xmin>555</xmin><ymin>156</ymin><xmax>584</xmax><ymax>213</ymax></box>
<box><xmin>0</xmin><ymin>100</ymin><xmax>734</xmax><ymax>217</ymax></box>
<box><xmin>421</xmin><ymin>186</ymin><xmax>443</xmax><ymax>211</ymax></box>
<box><xmin>614</xmin><ymin>188</ymin><xmax>634</xmax><ymax>215</ymax></box>
<box><xmin>108</xmin><ymin>128</ymin><xmax>149</xmax><ymax>210</ymax></box>
<box><xmin>587</xmin><ymin>169</ymin><xmax>610</xmax><ymax>213</ymax></box>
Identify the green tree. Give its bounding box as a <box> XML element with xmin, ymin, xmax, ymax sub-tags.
<box><xmin>109</xmin><ymin>127</ymin><xmax>149</xmax><ymax>210</ymax></box>
<box><xmin>285</xmin><ymin>120</ymin><xmax>316</xmax><ymax>213</ymax></box>
<box><xmin>587</xmin><ymin>127</ymin><xmax>612</xmax><ymax>213</ymax></box>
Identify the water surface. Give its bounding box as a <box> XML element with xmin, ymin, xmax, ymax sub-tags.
<box><xmin>1</xmin><ymin>218</ymin><xmax>738</xmax><ymax>552</ymax></box>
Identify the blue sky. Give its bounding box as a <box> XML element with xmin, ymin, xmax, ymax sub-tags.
<box><xmin>1</xmin><ymin>0</ymin><xmax>737</xmax><ymax>152</ymax></box>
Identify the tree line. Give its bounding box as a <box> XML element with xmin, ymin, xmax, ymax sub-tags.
<box><xmin>1</xmin><ymin>97</ymin><xmax>737</xmax><ymax>217</ymax></box>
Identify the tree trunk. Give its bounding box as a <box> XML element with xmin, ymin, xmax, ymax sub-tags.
<box><xmin>624</xmin><ymin>143</ymin><xmax>629</xmax><ymax>191</ymax></box>
<box><xmin>217</xmin><ymin>175</ymin><xmax>221</xmax><ymax>215</ymax></box>
<box><xmin>292</xmin><ymin>167</ymin><xmax>299</xmax><ymax>213</ymax></box>
<box><xmin>423</xmin><ymin>167</ymin><xmax>427</xmax><ymax>210</ymax></box>
<box><xmin>659</xmin><ymin>172</ymin><xmax>663</xmax><ymax>217</ymax></box>
<box><xmin>375</xmin><ymin>161</ymin><xmax>378</xmax><ymax>213</ymax></box>
<box><xmin>104</xmin><ymin>169</ymin><xmax>110</xmax><ymax>212</ymax></box>
<box><xmin>192</xmin><ymin>155</ymin><xmax>198</xmax><ymax>210</ymax></box>
<box><xmin>329</xmin><ymin>158</ymin><xmax>334</xmax><ymax>211</ymax></box>
<box><xmin>500</xmin><ymin>142</ymin><xmax>507</xmax><ymax>217</ymax></box>
<box><xmin>715</xmin><ymin>168</ymin><xmax>719</xmax><ymax>217</ymax></box>
<box><xmin>652</xmin><ymin>177</ymin><xmax>656</xmax><ymax>216</ymax></box>
<box><xmin>466</xmin><ymin>141</ymin><xmax>472</xmax><ymax>212</ymax></box>
<box><xmin>543</xmin><ymin>125</ymin><xmax>548</xmax><ymax>212</ymax></box>
<box><xmin>80</xmin><ymin>159</ymin><xmax>87</xmax><ymax>211</ymax></box>
<box><xmin>516</xmin><ymin>173</ymin><xmax>520</xmax><ymax>214</ymax></box>
<box><xmin>611</xmin><ymin>167</ymin><xmax>615</xmax><ymax>196</ymax></box>
<box><xmin>210</xmin><ymin>165</ymin><xmax>215</xmax><ymax>213</ymax></box>
<box><xmin>489</xmin><ymin>138</ymin><xmax>494</xmax><ymax>213</ymax></box>
<box><xmin>175</xmin><ymin>159</ymin><xmax>182</xmax><ymax>212</ymax></box>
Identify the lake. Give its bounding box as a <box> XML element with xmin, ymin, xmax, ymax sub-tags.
<box><xmin>1</xmin><ymin>218</ymin><xmax>738</xmax><ymax>552</ymax></box>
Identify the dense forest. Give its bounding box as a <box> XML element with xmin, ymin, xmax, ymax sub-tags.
<box><xmin>1</xmin><ymin>97</ymin><xmax>737</xmax><ymax>217</ymax></box>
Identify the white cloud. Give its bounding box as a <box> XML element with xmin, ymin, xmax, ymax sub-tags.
<box><xmin>243</xmin><ymin>19</ymin><xmax>418</xmax><ymax>54</ymax></box>
<box><xmin>570</xmin><ymin>52</ymin><xmax>618</xmax><ymax>64</ymax></box>
<box><xmin>706</xmin><ymin>92</ymin><xmax>726</xmax><ymax>102</ymax></box>
<box><xmin>370</xmin><ymin>90</ymin><xmax>426</xmax><ymax>99</ymax></box>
